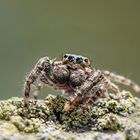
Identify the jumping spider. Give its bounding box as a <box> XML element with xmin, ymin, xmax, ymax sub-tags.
<box><xmin>23</xmin><ymin>54</ymin><xmax>140</xmax><ymax>112</ymax></box>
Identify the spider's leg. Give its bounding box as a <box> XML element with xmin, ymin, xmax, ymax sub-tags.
<box><xmin>33</xmin><ymin>82</ymin><xmax>45</xmax><ymax>100</ymax></box>
<box><xmin>24</xmin><ymin>57</ymin><xmax>52</xmax><ymax>106</ymax></box>
<box><xmin>63</xmin><ymin>92</ymin><xmax>82</xmax><ymax>112</ymax></box>
<box><xmin>63</xmin><ymin>70</ymin><xmax>104</xmax><ymax>112</ymax></box>
<box><xmin>24</xmin><ymin>71</ymin><xmax>40</xmax><ymax>106</ymax></box>
<box><xmin>103</xmin><ymin>70</ymin><xmax>140</xmax><ymax>93</ymax></box>
<box><xmin>80</xmin><ymin>77</ymin><xmax>120</xmax><ymax>110</ymax></box>
<box><xmin>24</xmin><ymin>79</ymin><xmax>34</xmax><ymax>106</ymax></box>
<box><xmin>63</xmin><ymin>89</ymin><xmax>77</xmax><ymax>101</ymax></box>
<box><xmin>79</xmin><ymin>85</ymin><xmax>106</xmax><ymax>110</ymax></box>
<box><xmin>103</xmin><ymin>77</ymin><xmax>120</xmax><ymax>93</ymax></box>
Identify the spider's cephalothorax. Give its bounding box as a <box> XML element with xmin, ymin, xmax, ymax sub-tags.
<box><xmin>23</xmin><ymin>54</ymin><xmax>140</xmax><ymax>112</ymax></box>
<box><xmin>62</xmin><ymin>54</ymin><xmax>90</xmax><ymax>69</ymax></box>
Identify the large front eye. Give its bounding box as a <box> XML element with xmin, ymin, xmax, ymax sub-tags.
<box><xmin>76</xmin><ymin>57</ymin><xmax>83</xmax><ymax>64</ymax></box>
<box><xmin>68</xmin><ymin>55</ymin><xmax>75</xmax><ymax>62</ymax></box>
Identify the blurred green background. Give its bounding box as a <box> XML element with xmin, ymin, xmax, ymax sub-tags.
<box><xmin>0</xmin><ymin>0</ymin><xmax>140</xmax><ymax>99</ymax></box>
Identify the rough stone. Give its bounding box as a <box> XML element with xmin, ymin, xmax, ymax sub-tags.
<box><xmin>0</xmin><ymin>90</ymin><xmax>139</xmax><ymax>140</ymax></box>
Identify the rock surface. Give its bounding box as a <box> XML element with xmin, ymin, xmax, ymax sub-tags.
<box><xmin>0</xmin><ymin>90</ymin><xmax>140</xmax><ymax>140</ymax></box>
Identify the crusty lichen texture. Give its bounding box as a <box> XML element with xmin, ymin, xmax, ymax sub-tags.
<box><xmin>0</xmin><ymin>90</ymin><xmax>140</xmax><ymax>140</ymax></box>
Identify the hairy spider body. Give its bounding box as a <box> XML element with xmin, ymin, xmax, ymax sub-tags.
<box><xmin>52</xmin><ymin>65</ymin><xmax>70</xmax><ymax>84</ymax></box>
<box><xmin>23</xmin><ymin>56</ymin><xmax>88</xmax><ymax>105</ymax></box>
<box><xmin>23</xmin><ymin>54</ymin><xmax>140</xmax><ymax>112</ymax></box>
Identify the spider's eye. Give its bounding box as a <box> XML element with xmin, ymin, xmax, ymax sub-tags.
<box><xmin>68</xmin><ymin>55</ymin><xmax>75</xmax><ymax>62</ymax></box>
<box><xmin>63</xmin><ymin>54</ymin><xmax>68</xmax><ymax>58</ymax></box>
<box><xmin>76</xmin><ymin>57</ymin><xmax>83</xmax><ymax>64</ymax></box>
<box><xmin>84</xmin><ymin>58</ymin><xmax>89</xmax><ymax>63</ymax></box>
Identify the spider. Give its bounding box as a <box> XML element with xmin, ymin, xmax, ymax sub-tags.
<box><xmin>23</xmin><ymin>54</ymin><xmax>140</xmax><ymax>112</ymax></box>
<box><xmin>23</xmin><ymin>54</ymin><xmax>89</xmax><ymax>105</ymax></box>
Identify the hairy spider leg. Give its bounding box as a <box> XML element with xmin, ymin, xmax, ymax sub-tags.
<box><xmin>102</xmin><ymin>76</ymin><xmax>120</xmax><ymax>93</ymax></box>
<box><xmin>33</xmin><ymin>82</ymin><xmax>45</xmax><ymax>100</ymax></box>
<box><xmin>24</xmin><ymin>57</ymin><xmax>70</xmax><ymax>106</ymax></box>
<box><xmin>77</xmin><ymin>85</ymin><xmax>106</xmax><ymax>112</ymax></box>
<box><xmin>63</xmin><ymin>70</ymin><xmax>104</xmax><ymax>112</ymax></box>
<box><xmin>103</xmin><ymin>70</ymin><xmax>140</xmax><ymax>93</ymax></box>
<box><xmin>24</xmin><ymin>57</ymin><xmax>52</xmax><ymax>106</ymax></box>
<box><xmin>63</xmin><ymin>70</ymin><xmax>121</xmax><ymax>112</ymax></box>
<box><xmin>24</xmin><ymin>68</ymin><xmax>42</xmax><ymax>106</ymax></box>
<box><xmin>81</xmin><ymin>75</ymin><xmax>121</xmax><ymax>110</ymax></box>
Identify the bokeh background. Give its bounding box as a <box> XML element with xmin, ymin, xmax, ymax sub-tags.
<box><xmin>0</xmin><ymin>0</ymin><xmax>140</xmax><ymax>99</ymax></box>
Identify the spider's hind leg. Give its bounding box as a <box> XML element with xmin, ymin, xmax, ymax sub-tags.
<box><xmin>103</xmin><ymin>77</ymin><xmax>120</xmax><ymax>93</ymax></box>
<box><xmin>103</xmin><ymin>70</ymin><xmax>140</xmax><ymax>93</ymax></box>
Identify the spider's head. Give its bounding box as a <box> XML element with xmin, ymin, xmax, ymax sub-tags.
<box><xmin>62</xmin><ymin>54</ymin><xmax>90</xmax><ymax>69</ymax></box>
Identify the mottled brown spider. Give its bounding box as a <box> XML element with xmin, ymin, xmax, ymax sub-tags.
<box><xmin>23</xmin><ymin>54</ymin><xmax>140</xmax><ymax>112</ymax></box>
<box><xmin>23</xmin><ymin>54</ymin><xmax>89</xmax><ymax>105</ymax></box>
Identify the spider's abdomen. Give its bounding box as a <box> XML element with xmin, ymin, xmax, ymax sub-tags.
<box><xmin>69</xmin><ymin>69</ymin><xmax>86</xmax><ymax>88</ymax></box>
<box><xmin>53</xmin><ymin>65</ymin><xmax>70</xmax><ymax>84</ymax></box>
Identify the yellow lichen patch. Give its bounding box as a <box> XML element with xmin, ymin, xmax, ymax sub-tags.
<box><xmin>95</xmin><ymin>113</ymin><xmax>124</xmax><ymax>131</ymax></box>
<box><xmin>0</xmin><ymin>121</ymin><xmax>19</xmax><ymax>134</ymax></box>
<box><xmin>0</xmin><ymin>101</ymin><xmax>16</xmax><ymax>120</ymax></box>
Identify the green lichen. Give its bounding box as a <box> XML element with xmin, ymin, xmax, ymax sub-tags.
<box><xmin>10</xmin><ymin>116</ymin><xmax>40</xmax><ymax>133</ymax></box>
<box><xmin>95</xmin><ymin>113</ymin><xmax>124</xmax><ymax>131</ymax></box>
<box><xmin>0</xmin><ymin>121</ymin><xmax>19</xmax><ymax>134</ymax></box>
<box><xmin>0</xmin><ymin>90</ymin><xmax>139</xmax><ymax>140</ymax></box>
<box><xmin>45</xmin><ymin>95</ymin><xmax>93</xmax><ymax>129</ymax></box>
<box><xmin>0</xmin><ymin>100</ymin><xmax>16</xmax><ymax>120</ymax></box>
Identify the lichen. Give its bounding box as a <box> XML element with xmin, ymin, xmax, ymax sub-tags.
<box><xmin>125</xmin><ymin>126</ymin><xmax>140</xmax><ymax>140</ymax></box>
<box><xmin>95</xmin><ymin>113</ymin><xmax>124</xmax><ymax>131</ymax></box>
<box><xmin>0</xmin><ymin>100</ymin><xmax>16</xmax><ymax>120</ymax></box>
<box><xmin>0</xmin><ymin>90</ymin><xmax>139</xmax><ymax>140</ymax></box>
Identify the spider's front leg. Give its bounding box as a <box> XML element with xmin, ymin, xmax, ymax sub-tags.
<box><xmin>63</xmin><ymin>70</ymin><xmax>120</xmax><ymax>112</ymax></box>
<box><xmin>63</xmin><ymin>70</ymin><xmax>105</xmax><ymax>112</ymax></box>
<box><xmin>23</xmin><ymin>57</ymin><xmax>52</xmax><ymax>106</ymax></box>
<box><xmin>78</xmin><ymin>84</ymin><xmax>107</xmax><ymax>111</ymax></box>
